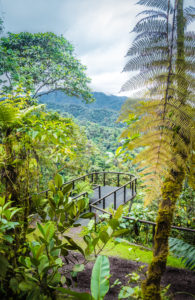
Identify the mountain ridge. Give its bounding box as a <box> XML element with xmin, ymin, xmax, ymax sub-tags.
<box><xmin>39</xmin><ymin>91</ymin><xmax>128</xmax><ymax>127</ymax></box>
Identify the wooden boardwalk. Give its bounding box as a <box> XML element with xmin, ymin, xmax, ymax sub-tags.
<box><xmin>89</xmin><ymin>185</ymin><xmax>133</xmax><ymax>212</ymax></box>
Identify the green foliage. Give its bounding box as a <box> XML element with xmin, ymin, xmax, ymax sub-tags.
<box><xmin>56</xmin><ymin>255</ymin><xmax>110</xmax><ymax>300</ymax></box>
<box><xmin>82</xmin><ymin>205</ymin><xmax>129</xmax><ymax>259</ymax></box>
<box><xmin>91</xmin><ymin>255</ymin><xmax>110</xmax><ymax>300</ymax></box>
<box><xmin>0</xmin><ymin>172</ymin><xmax>94</xmax><ymax>299</ymax></box>
<box><xmin>0</xmin><ymin>88</ymin><xmax>91</xmax><ymax>203</ymax></box>
<box><xmin>0</xmin><ymin>32</ymin><xmax>93</xmax><ymax>102</ymax></box>
<box><xmin>169</xmin><ymin>237</ymin><xmax>195</xmax><ymax>271</ymax></box>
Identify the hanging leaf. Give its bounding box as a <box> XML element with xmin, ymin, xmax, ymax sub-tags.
<box><xmin>91</xmin><ymin>255</ymin><xmax>110</xmax><ymax>300</ymax></box>
<box><xmin>54</xmin><ymin>174</ymin><xmax>64</xmax><ymax>188</ymax></box>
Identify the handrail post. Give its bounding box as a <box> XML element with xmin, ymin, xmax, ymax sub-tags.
<box><xmin>135</xmin><ymin>179</ymin><xmax>137</xmax><ymax>194</ymax></box>
<box><xmin>114</xmin><ymin>192</ymin><xmax>116</xmax><ymax>210</ymax></box>
<box><xmin>103</xmin><ymin>197</ymin><xmax>105</xmax><ymax>209</ymax></box>
<box><xmin>72</xmin><ymin>181</ymin><xmax>75</xmax><ymax>190</ymax></box>
<box><xmin>95</xmin><ymin>172</ymin><xmax>98</xmax><ymax>184</ymax></box>
<box><xmin>130</xmin><ymin>181</ymin><xmax>132</xmax><ymax>194</ymax></box>
<box><xmin>98</xmin><ymin>186</ymin><xmax>101</xmax><ymax>199</ymax></box>
<box><xmin>124</xmin><ymin>185</ymin><xmax>126</xmax><ymax>203</ymax></box>
<box><xmin>117</xmin><ymin>173</ymin><xmax>120</xmax><ymax>187</ymax></box>
<box><xmin>91</xmin><ymin>173</ymin><xmax>94</xmax><ymax>183</ymax></box>
<box><xmin>103</xmin><ymin>173</ymin><xmax>106</xmax><ymax>186</ymax></box>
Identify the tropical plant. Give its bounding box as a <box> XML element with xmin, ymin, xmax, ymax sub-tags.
<box><xmin>0</xmin><ymin>32</ymin><xmax>93</xmax><ymax>102</ymax></box>
<box><xmin>56</xmin><ymin>255</ymin><xmax>110</xmax><ymax>300</ymax></box>
<box><xmin>0</xmin><ymin>88</ymin><xmax>91</xmax><ymax>204</ymax></box>
<box><xmin>0</xmin><ymin>172</ymin><xmax>94</xmax><ymax>299</ymax></box>
<box><xmin>120</xmin><ymin>0</ymin><xmax>194</xmax><ymax>298</ymax></box>
<box><xmin>169</xmin><ymin>237</ymin><xmax>195</xmax><ymax>271</ymax></box>
<box><xmin>82</xmin><ymin>205</ymin><xmax>129</xmax><ymax>259</ymax></box>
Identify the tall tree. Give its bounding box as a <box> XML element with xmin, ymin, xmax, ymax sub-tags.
<box><xmin>0</xmin><ymin>32</ymin><xmax>93</xmax><ymax>102</ymax></box>
<box><xmin>120</xmin><ymin>0</ymin><xmax>194</xmax><ymax>298</ymax></box>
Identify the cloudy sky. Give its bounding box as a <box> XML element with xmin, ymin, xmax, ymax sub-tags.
<box><xmin>0</xmin><ymin>0</ymin><xmax>143</xmax><ymax>96</ymax></box>
<box><xmin>0</xmin><ymin>0</ymin><xmax>194</xmax><ymax>96</ymax></box>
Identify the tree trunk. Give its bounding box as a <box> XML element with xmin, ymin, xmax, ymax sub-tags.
<box><xmin>142</xmin><ymin>170</ymin><xmax>185</xmax><ymax>299</ymax></box>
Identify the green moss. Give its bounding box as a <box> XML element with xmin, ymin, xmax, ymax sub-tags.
<box><xmin>142</xmin><ymin>281</ymin><xmax>161</xmax><ymax>300</ymax></box>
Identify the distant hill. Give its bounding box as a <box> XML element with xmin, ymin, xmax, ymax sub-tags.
<box><xmin>39</xmin><ymin>91</ymin><xmax>128</xmax><ymax>127</ymax></box>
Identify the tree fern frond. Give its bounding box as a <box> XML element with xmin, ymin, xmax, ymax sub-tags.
<box><xmin>184</xmin><ymin>6</ymin><xmax>195</xmax><ymax>26</ymax></box>
<box><xmin>126</xmin><ymin>39</ymin><xmax>168</xmax><ymax>56</ymax></box>
<box><xmin>133</xmin><ymin>19</ymin><xmax>169</xmax><ymax>34</ymax></box>
<box><xmin>137</xmin><ymin>9</ymin><xmax>167</xmax><ymax>19</ymax></box>
<box><xmin>123</xmin><ymin>53</ymin><xmax>168</xmax><ymax>72</ymax></box>
<box><xmin>121</xmin><ymin>69</ymin><xmax>169</xmax><ymax>91</ymax></box>
<box><xmin>120</xmin><ymin>0</ymin><xmax>194</xmax><ymax>205</ymax></box>
<box><xmin>0</xmin><ymin>104</ymin><xmax>19</xmax><ymax>126</ymax></box>
<box><xmin>137</xmin><ymin>0</ymin><xmax>173</xmax><ymax>12</ymax></box>
<box><xmin>169</xmin><ymin>237</ymin><xmax>195</xmax><ymax>271</ymax></box>
<box><xmin>134</xmin><ymin>30</ymin><xmax>167</xmax><ymax>42</ymax></box>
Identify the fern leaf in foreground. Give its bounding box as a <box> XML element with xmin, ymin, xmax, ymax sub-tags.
<box><xmin>169</xmin><ymin>237</ymin><xmax>195</xmax><ymax>271</ymax></box>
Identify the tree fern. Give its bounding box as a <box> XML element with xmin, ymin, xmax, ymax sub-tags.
<box><xmin>120</xmin><ymin>0</ymin><xmax>194</xmax><ymax>202</ymax></box>
<box><xmin>169</xmin><ymin>237</ymin><xmax>195</xmax><ymax>271</ymax></box>
<box><xmin>120</xmin><ymin>0</ymin><xmax>194</xmax><ymax>298</ymax></box>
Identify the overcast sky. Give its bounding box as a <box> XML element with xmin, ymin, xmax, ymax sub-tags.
<box><xmin>0</xmin><ymin>0</ymin><xmax>194</xmax><ymax>96</ymax></box>
<box><xmin>0</xmin><ymin>0</ymin><xmax>142</xmax><ymax>96</ymax></box>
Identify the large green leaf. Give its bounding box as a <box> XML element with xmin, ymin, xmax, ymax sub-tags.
<box><xmin>91</xmin><ymin>255</ymin><xmax>110</xmax><ymax>300</ymax></box>
<box><xmin>54</xmin><ymin>174</ymin><xmax>64</xmax><ymax>188</ymax></box>
<box><xmin>0</xmin><ymin>254</ymin><xmax>9</xmax><ymax>277</ymax></box>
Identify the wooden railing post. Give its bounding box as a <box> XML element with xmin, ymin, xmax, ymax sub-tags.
<box><xmin>103</xmin><ymin>197</ymin><xmax>105</xmax><ymax>209</ymax></box>
<box><xmin>103</xmin><ymin>173</ymin><xmax>106</xmax><ymax>186</ymax></box>
<box><xmin>91</xmin><ymin>173</ymin><xmax>94</xmax><ymax>183</ymax></box>
<box><xmin>124</xmin><ymin>185</ymin><xmax>126</xmax><ymax>203</ymax></box>
<box><xmin>114</xmin><ymin>192</ymin><xmax>116</xmax><ymax>210</ymax></box>
<box><xmin>95</xmin><ymin>172</ymin><xmax>98</xmax><ymax>183</ymax></box>
<box><xmin>98</xmin><ymin>186</ymin><xmax>101</xmax><ymax>199</ymax></box>
<box><xmin>117</xmin><ymin>173</ymin><xmax>120</xmax><ymax>187</ymax></box>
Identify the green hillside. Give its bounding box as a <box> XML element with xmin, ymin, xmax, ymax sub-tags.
<box><xmin>39</xmin><ymin>91</ymin><xmax>127</xmax><ymax>127</ymax></box>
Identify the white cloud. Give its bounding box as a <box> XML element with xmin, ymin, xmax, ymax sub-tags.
<box><xmin>0</xmin><ymin>0</ymin><xmax>141</xmax><ymax>95</ymax></box>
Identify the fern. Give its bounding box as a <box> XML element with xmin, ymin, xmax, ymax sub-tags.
<box><xmin>120</xmin><ymin>0</ymin><xmax>195</xmax><ymax>202</ymax></box>
<box><xmin>121</xmin><ymin>1</ymin><xmax>195</xmax><ymax>296</ymax></box>
<box><xmin>169</xmin><ymin>237</ymin><xmax>195</xmax><ymax>271</ymax></box>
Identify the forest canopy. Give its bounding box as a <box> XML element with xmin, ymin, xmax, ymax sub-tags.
<box><xmin>0</xmin><ymin>32</ymin><xmax>93</xmax><ymax>102</ymax></box>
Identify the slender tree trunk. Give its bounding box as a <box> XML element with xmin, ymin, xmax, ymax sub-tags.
<box><xmin>142</xmin><ymin>170</ymin><xmax>185</xmax><ymax>299</ymax></box>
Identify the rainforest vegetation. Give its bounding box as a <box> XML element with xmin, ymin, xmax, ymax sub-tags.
<box><xmin>0</xmin><ymin>0</ymin><xmax>194</xmax><ymax>299</ymax></box>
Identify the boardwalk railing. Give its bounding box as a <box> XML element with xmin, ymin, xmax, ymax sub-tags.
<box><xmin>90</xmin><ymin>177</ymin><xmax>137</xmax><ymax>210</ymax></box>
<box><xmin>34</xmin><ymin>171</ymin><xmax>195</xmax><ymax>239</ymax></box>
